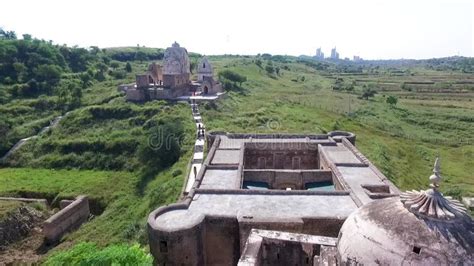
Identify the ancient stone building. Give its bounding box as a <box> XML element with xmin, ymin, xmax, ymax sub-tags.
<box><xmin>197</xmin><ymin>57</ymin><xmax>213</xmax><ymax>81</ymax></box>
<box><xmin>147</xmin><ymin>132</ymin><xmax>472</xmax><ymax>265</ymax></box>
<box><xmin>121</xmin><ymin>42</ymin><xmax>222</xmax><ymax>101</ymax></box>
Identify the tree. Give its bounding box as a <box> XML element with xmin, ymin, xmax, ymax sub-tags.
<box><xmin>190</xmin><ymin>59</ymin><xmax>197</xmax><ymax>74</ymax></box>
<box><xmin>34</xmin><ymin>64</ymin><xmax>62</xmax><ymax>83</ymax></box>
<box><xmin>386</xmin><ymin>95</ymin><xmax>398</xmax><ymax>106</ymax></box>
<box><xmin>362</xmin><ymin>87</ymin><xmax>376</xmax><ymax>100</ymax></box>
<box><xmin>12</xmin><ymin>62</ymin><xmax>27</xmax><ymax>82</ymax></box>
<box><xmin>255</xmin><ymin>59</ymin><xmax>263</xmax><ymax>68</ymax></box>
<box><xmin>79</xmin><ymin>71</ymin><xmax>93</xmax><ymax>88</ymax></box>
<box><xmin>135</xmin><ymin>50</ymin><xmax>147</xmax><ymax>62</ymax></box>
<box><xmin>22</xmin><ymin>34</ymin><xmax>32</xmax><ymax>41</ymax></box>
<box><xmin>69</xmin><ymin>83</ymin><xmax>82</xmax><ymax>108</ymax></box>
<box><xmin>265</xmin><ymin>64</ymin><xmax>275</xmax><ymax>75</ymax></box>
<box><xmin>0</xmin><ymin>28</ymin><xmax>17</xmax><ymax>39</ymax></box>
<box><xmin>125</xmin><ymin>62</ymin><xmax>132</xmax><ymax>73</ymax></box>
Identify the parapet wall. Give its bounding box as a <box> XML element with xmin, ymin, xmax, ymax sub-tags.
<box><xmin>43</xmin><ymin>195</ymin><xmax>90</xmax><ymax>243</ymax></box>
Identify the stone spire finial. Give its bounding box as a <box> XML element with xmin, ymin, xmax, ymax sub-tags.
<box><xmin>400</xmin><ymin>157</ymin><xmax>468</xmax><ymax>220</ymax></box>
<box><xmin>429</xmin><ymin>157</ymin><xmax>441</xmax><ymax>189</ymax></box>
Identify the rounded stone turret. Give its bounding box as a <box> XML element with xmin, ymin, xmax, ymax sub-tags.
<box><xmin>337</xmin><ymin>158</ymin><xmax>473</xmax><ymax>265</ymax></box>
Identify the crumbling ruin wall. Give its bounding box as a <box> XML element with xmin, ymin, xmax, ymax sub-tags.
<box><xmin>43</xmin><ymin>195</ymin><xmax>89</xmax><ymax>243</ymax></box>
<box><xmin>0</xmin><ymin>205</ymin><xmax>45</xmax><ymax>250</ymax></box>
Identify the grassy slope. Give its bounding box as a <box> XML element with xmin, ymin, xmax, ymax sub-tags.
<box><xmin>0</xmin><ymin>60</ymin><xmax>194</xmax><ymax>255</ymax></box>
<box><xmin>202</xmin><ymin>57</ymin><xmax>473</xmax><ymax>197</ymax></box>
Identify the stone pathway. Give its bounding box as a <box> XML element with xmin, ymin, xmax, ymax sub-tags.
<box><xmin>184</xmin><ymin>103</ymin><xmax>206</xmax><ymax>194</ymax></box>
<box><xmin>0</xmin><ymin>113</ymin><xmax>67</xmax><ymax>163</ymax></box>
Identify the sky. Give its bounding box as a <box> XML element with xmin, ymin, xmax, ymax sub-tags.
<box><xmin>1</xmin><ymin>0</ymin><xmax>473</xmax><ymax>59</ymax></box>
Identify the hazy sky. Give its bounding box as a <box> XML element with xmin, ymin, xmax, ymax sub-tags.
<box><xmin>2</xmin><ymin>0</ymin><xmax>473</xmax><ymax>59</ymax></box>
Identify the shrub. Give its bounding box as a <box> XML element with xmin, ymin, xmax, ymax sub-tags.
<box><xmin>386</xmin><ymin>95</ymin><xmax>398</xmax><ymax>106</ymax></box>
<box><xmin>110</xmin><ymin>70</ymin><xmax>127</xmax><ymax>79</ymax></box>
<box><xmin>125</xmin><ymin>62</ymin><xmax>132</xmax><ymax>73</ymax></box>
<box><xmin>172</xmin><ymin>169</ymin><xmax>183</xmax><ymax>177</ymax></box>
<box><xmin>44</xmin><ymin>242</ymin><xmax>152</xmax><ymax>265</ymax></box>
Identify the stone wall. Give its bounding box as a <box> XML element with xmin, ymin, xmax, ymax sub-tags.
<box><xmin>203</xmin><ymin>216</ymin><xmax>240</xmax><ymax>265</ymax></box>
<box><xmin>243</xmin><ymin>169</ymin><xmax>333</xmax><ymax>190</ymax></box>
<box><xmin>43</xmin><ymin>195</ymin><xmax>89</xmax><ymax>243</ymax></box>
<box><xmin>136</xmin><ymin>74</ymin><xmax>151</xmax><ymax>88</ymax></box>
<box><xmin>126</xmin><ymin>89</ymin><xmax>146</xmax><ymax>101</ymax></box>
<box><xmin>244</xmin><ymin>144</ymin><xmax>319</xmax><ymax>170</ymax></box>
<box><xmin>163</xmin><ymin>73</ymin><xmax>190</xmax><ymax>89</ymax></box>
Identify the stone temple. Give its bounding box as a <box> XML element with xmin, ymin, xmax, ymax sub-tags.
<box><xmin>119</xmin><ymin>42</ymin><xmax>222</xmax><ymax>101</ymax></box>
<box><xmin>147</xmin><ymin>131</ymin><xmax>473</xmax><ymax>265</ymax></box>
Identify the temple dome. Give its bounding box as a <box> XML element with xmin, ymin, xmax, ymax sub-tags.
<box><xmin>337</xmin><ymin>158</ymin><xmax>473</xmax><ymax>265</ymax></box>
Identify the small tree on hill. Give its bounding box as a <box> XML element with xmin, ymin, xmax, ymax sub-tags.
<box><xmin>0</xmin><ymin>28</ymin><xmax>17</xmax><ymax>39</ymax></box>
<box><xmin>265</xmin><ymin>62</ymin><xmax>274</xmax><ymax>75</ymax></box>
<box><xmin>386</xmin><ymin>95</ymin><xmax>398</xmax><ymax>106</ymax></box>
<box><xmin>361</xmin><ymin>88</ymin><xmax>376</xmax><ymax>100</ymax></box>
<box><xmin>125</xmin><ymin>62</ymin><xmax>132</xmax><ymax>73</ymax></box>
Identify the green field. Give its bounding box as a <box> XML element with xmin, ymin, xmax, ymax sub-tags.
<box><xmin>202</xmin><ymin>56</ymin><xmax>474</xmax><ymax>197</ymax></box>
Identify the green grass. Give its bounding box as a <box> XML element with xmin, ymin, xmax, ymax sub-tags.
<box><xmin>0</xmin><ymin>168</ymin><xmax>135</xmax><ymax>202</ymax></box>
<box><xmin>44</xmin><ymin>242</ymin><xmax>152</xmax><ymax>265</ymax></box>
<box><xmin>0</xmin><ymin>75</ymin><xmax>195</xmax><ymax>259</ymax></box>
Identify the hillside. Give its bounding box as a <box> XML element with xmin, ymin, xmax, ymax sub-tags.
<box><xmin>0</xmin><ymin>35</ymin><xmax>473</xmax><ymax>263</ymax></box>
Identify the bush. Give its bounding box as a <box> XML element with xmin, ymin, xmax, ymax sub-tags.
<box><xmin>172</xmin><ymin>169</ymin><xmax>183</xmax><ymax>177</ymax></box>
<box><xmin>44</xmin><ymin>242</ymin><xmax>152</xmax><ymax>265</ymax></box>
<box><xmin>110</xmin><ymin>69</ymin><xmax>127</xmax><ymax>79</ymax></box>
<box><xmin>386</xmin><ymin>95</ymin><xmax>398</xmax><ymax>106</ymax></box>
<box><xmin>125</xmin><ymin>62</ymin><xmax>132</xmax><ymax>72</ymax></box>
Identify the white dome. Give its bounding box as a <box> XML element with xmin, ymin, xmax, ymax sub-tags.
<box><xmin>337</xmin><ymin>197</ymin><xmax>473</xmax><ymax>265</ymax></box>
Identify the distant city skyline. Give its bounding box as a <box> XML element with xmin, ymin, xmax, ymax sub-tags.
<box><xmin>1</xmin><ymin>0</ymin><xmax>473</xmax><ymax>59</ymax></box>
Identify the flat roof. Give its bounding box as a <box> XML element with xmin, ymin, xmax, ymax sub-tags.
<box><xmin>155</xmin><ymin>193</ymin><xmax>357</xmax><ymax>231</ymax></box>
<box><xmin>152</xmin><ymin>133</ymin><xmax>400</xmax><ymax>232</ymax></box>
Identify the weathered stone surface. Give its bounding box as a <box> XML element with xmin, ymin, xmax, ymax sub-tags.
<box><xmin>59</xmin><ymin>199</ymin><xmax>74</xmax><ymax>210</ymax></box>
<box><xmin>337</xmin><ymin>197</ymin><xmax>473</xmax><ymax>265</ymax></box>
<box><xmin>197</xmin><ymin>57</ymin><xmax>213</xmax><ymax>81</ymax></box>
<box><xmin>163</xmin><ymin>42</ymin><xmax>190</xmax><ymax>75</ymax></box>
<box><xmin>238</xmin><ymin>229</ymin><xmax>337</xmax><ymax>266</ymax></box>
<box><xmin>462</xmin><ymin>197</ymin><xmax>474</xmax><ymax>210</ymax></box>
<box><xmin>43</xmin><ymin>195</ymin><xmax>89</xmax><ymax>243</ymax></box>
